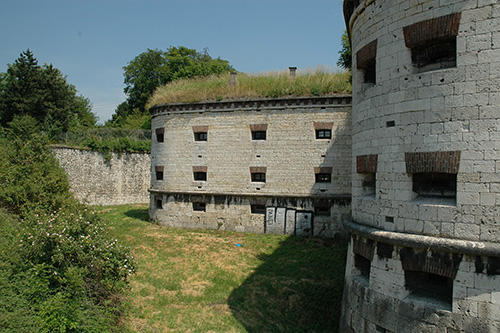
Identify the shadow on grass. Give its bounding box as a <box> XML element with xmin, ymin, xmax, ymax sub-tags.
<box><xmin>124</xmin><ymin>208</ymin><xmax>150</xmax><ymax>222</ymax></box>
<box><xmin>228</xmin><ymin>236</ymin><xmax>347</xmax><ymax>332</ymax></box>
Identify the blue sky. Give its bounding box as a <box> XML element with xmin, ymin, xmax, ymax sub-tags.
<box><xmin>0</xmin><ymin>0</ymin><xmax>346</xmax><ymax>123</ymax></box>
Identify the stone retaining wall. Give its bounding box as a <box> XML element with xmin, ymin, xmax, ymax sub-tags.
<box><xmin>52</xmin><ymin>146</ymin><xmax>150</xmax><ymax>206</ymax></box>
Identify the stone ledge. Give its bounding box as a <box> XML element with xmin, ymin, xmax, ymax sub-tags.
<box><xmin>149</xmin><ymin>188</ymin><xmax>351</xmax><ymax>201</ymax></box>
<box><xmin>150</xmin><ymin>95</ymin><xmax>352</xmax><ymax>117</ymax></box>
<box><xmin>49</xmin><ymin>145</ymin><xmax>150</xmax><ymax>156</ymax></box>
<box><xmin>345</xmin><ymin>219</ymin><xmax>500</xmax><ymax>257</ymax></box>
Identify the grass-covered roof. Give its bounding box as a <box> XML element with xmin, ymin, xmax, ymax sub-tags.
<box><xmin>147</xmin><ymin>68</ymin><xmax>351</xmax><ymax>108</ymax></box>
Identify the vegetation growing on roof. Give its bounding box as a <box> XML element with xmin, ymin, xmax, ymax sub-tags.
<box><xmin>147</xmin><ymin>68</ymin><xmax>352</xmax><ymax>108</ymax></box>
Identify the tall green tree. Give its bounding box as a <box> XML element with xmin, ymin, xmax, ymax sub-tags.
<box><xmin>0</xmin><ymin>50</ymin><xmax>96</xmax><ymax>136</ymax></box>
<box><xmin>121</xmin><ymin>46</ymin><xmax>234</xmax><ymax>115</ymax></box>
<box><xmin>337</xmin><ymin>30</ymin><xmax>352</xmax><ymax>70</ymax></box>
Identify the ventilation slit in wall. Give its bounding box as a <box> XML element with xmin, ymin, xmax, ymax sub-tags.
<box><xmin>386</xmin><ymin>120</ymin><xmax>395</xmax><ymax>127</ymax></box>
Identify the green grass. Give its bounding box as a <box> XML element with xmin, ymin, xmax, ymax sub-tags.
<box><xmin>147</xmin><ymin>68</ymin><xmax>352</xmax><ymax>108</ymax></box>
<box><xmin>98</xmin><ymin>204</ymin><xmax>348</xmax><ymax>332</ymax></box>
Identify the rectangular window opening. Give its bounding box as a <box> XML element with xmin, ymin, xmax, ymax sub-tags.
<box><xmin>156</xmin><ymin>171</ymin><xmax>163</xmax><ymax>181</ymax></box>
<box><xmin>314</xmin><ymin>206</ymin><xmax>330</xmax><ymax>217</ymax></box>
<box><xmin>316</xmin><ymin>129</ymin><xmax>332</xmax><ymax>139</ymax></box>
<box><xmin>193</xmin><ymin>202</ymin><xmax>206</xmax><ymax>212</ymax></box>
<box><xmin>251</xmin><ymin>205</ymin><xmax>266</xmax><ymax>214</ymax></box>
<box><xmin>411</xmin><ymin>38</ymin><xmax>456</xmax><ymax>72</ymax></box>
<box><xmin>315</xmin><ymin>173</ymin><xmax>331</xmax><ymax>183</ymax></box>
<box><xmin>252</xmin><ymin>131</ymin><xmax>266</xmax><ymax>140</ymax></box>
<box><xmin>194</xmin><ymin>132</ymin><xmax>208</xmax><ymax>141</ymax></box>
<box><xmin>361</xmin><ymin>172</ymin><xmax>375</xmax><ymax>197</ymax></box>
<box><xmin>404</xmin><ymin>270</ymin><xmax>453</xmax><ymax>306</ymax></box>
<box><xmin>155</xmin><ymin>128</ymin><xmax>164</xmax><ymax>142</ymax></box>
<box><xmin>251</xmin><ymin>173</ymin><xmax>266</xmax><ymax>183</ymax></box>
<box><xmin>194</xmin><ymin>171</ymin><xmax>207</xmax><ymax>181</ymax></box>
<box><xmin>155</xmin><ymin>198</ymin><xmax>163</xmax><ymax>209</ymax></box>
<box><xmin>413</xmin><ymin>172</ymin><xmax>456</xmax><ymax>198</ymax></box>
<box><xmin>363</xmin><ymin>60</ymin><xmax>376</xmax><ymax>84</ymax></box>
<box><xmin>354</xmin><ymin>254</ymin><xmax>371</xmax><ymax>280</ymax></box>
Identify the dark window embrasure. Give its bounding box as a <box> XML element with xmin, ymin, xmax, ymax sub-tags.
<box><xmin>156</xmin><ymin>128</ymin><xmax>165</xmax><ymax>142</ymax></box>
<box><xmin>194</xmin><ymin>171</ymin><xmax>207</xmax><ymax>181</ymax></box>
<box><xmin>316</xmin><ymin>129</ymin><xmax>332</xmax><ymax>139</ymax></box>
<box><xmin>404</xmin><ymin>270</ymin><xmax>452</xmax><ymax>305</ymax></box>
<box><xmin>155</xmin><ymin>198</ymin><xmax>163</xmax><ymax>209</ymax></box>
<box><xmin>251</xmin><ymin>205</ymin><xmax>266</xmax><ymax>214</ymax></box>
<box><xmin>194</xmin><ymin>132</ymin><xmax>208</xmax><ymax>141</ymax></box>
<box><xmin>315</xmin><ymin>206</ymin><xmax>330</xmax><ymax>216</ymax></box>
<box><xmin>252</xmin><ymin>131</ymin><xmax>266</xmax><ymax>140</ymax></box>
<box><xmin>411</xmin><ymin>38</ymin><xmax>457</xmax><ymax>70</ymax></box>
<box><xmin>355</xmin><ymin>254</ymin><xmax>371</xmax><ymax>279</ymax></box>
<box><xmin>315</xmin><ymin>173</ymin><xmax>331</xmax><ymax>183</ymax></box>
<box><xmin>193</xmin><ymin>202</ymin><xmax>206</xmax><ymax>212</ymax></box>
<box><xmin>251</xmin><ymin>173</ymin><xmax>266</xmax><ymax>182</ymax></box>
<box><xmin>413</xmin><ymin>172</ymin><xmax>456</xmax><ymax>198</ymax></box>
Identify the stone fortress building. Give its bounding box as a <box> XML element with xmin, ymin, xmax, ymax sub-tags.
<box><xmin>148</xmin><ymin>94</ymin><xmax>352</xmax><ymax>237</ymax></box>
<box><xmin>341</xmin><ymin>0</ymin><xmax>500</xmax><ymax>332</ymax></box>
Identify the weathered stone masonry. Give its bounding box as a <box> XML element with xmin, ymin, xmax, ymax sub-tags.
<box><xmin>341</xmin><ymin>0</ymin><xmax>500</xmax><ymax>332</ymax></box>
<box><xmin>52</xmin><ymin>146</ymin><xmax>150</xmax><ymax>206</ymax></box>
<box><xmin>149</xmin><ymin>96</ymin><xmax>352</xmax><ymax>237</ymax></box>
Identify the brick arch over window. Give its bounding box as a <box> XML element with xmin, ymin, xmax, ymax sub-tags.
<box><xmin>403</xmin><ymin>13</ymin><xmax>461</xmax><ymax>48</ymax></box>
<box><xmin>356</xmin><ymin>154</ymin><xmax>378</xmax><ymax>173</ymax></box>
<box><xmin>404</xmin><ymin>151</ymin><xmax>461</xmax><ymax>174</ymax></box>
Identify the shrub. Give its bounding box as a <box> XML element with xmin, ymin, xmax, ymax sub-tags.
<box><xmin>0</xmin><ymin>120</ymin><xmax>134</xmax><ymax>331</ymax></box>
<box><xmin>82</xmin><ymin>136</ymin><xmax>151</xmax><ymax>156</ymax></box>
<box><xmin>0</xmin><ymin>132</ymin><xmax>71</xmax><ymax>217</ymax></box>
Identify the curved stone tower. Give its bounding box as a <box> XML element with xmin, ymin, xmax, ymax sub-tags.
<box><xmin>341</xmin><ymin>0</ymin><xmax>500</xmax><ymax>332</ymax></box>
<box><xmin>149</xmin><ymin>96</ymin><xmax>352</xmax><ymax>236</ymax></box>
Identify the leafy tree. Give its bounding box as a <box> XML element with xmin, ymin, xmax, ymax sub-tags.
<box><xmin>121</xmin><ymin>46</ymin><xmax>234</xmax><ymax>115</ymax></box>
<box><xmin>107</xmin><ymin>101</ymin><xmax>134</xmax><ymax>126</ymax></box>
<box><xmin>337</xmin><ymin>30</ymin><xmax>352</xmax><ymax>70</ymax></box>
<box><xmin>0</xmin><ymin>50</ymin><xmax>97</xmax><ymax>136</ymax></box>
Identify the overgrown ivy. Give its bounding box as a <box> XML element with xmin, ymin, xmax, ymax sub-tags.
<box><xmin>82</xmin><ymin>136</ymin><xmax>151</xmax><ymax>158</ymax></box>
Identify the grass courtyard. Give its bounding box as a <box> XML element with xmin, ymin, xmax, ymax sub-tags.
<box><xmin>98</xmin><ymin>204</ymin><xmax>347</xmax><ymax>332</ymax></box>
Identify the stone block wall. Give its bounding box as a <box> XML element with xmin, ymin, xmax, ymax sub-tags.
<box><xmin>52</xmin><ymin>146</ymin><xmax>150</xmax><ymax>206</ymax></box>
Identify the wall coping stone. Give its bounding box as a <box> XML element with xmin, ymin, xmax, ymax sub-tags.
<box><xmin>345</xmin><ymin>219</ymin><xmax>500</xmax><ymax>257</ymax></box>
<box><xmin>150</xmin><ymin>95</ymin><xmax>352</xmax><ymax>118</ymax></box>
<box><xmin>49</xmin><ymin>145</ymin><xmax>150</xmax><ymax>156</ymax></box>
<box><xmin>343</xmin><ymin>0</ymin><xmax>376</xmax><ymax>37</ymax></box>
